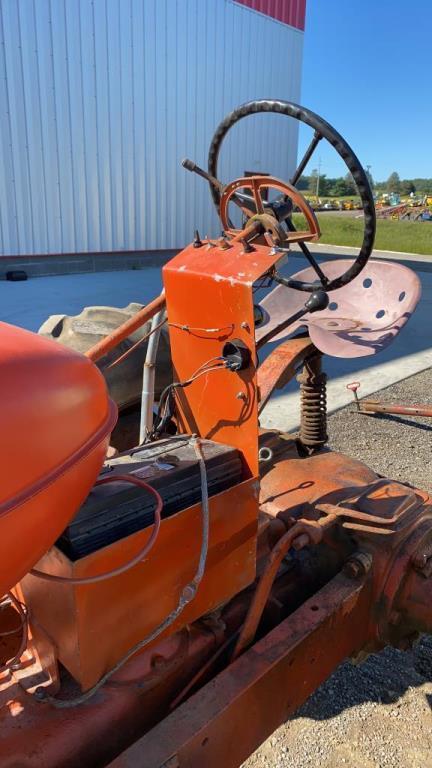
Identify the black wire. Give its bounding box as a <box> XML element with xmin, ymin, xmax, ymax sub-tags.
<box><xmin>150</xmin><ymin>364</ymin><xmax>228</xmax><ymax>439</ymax></box>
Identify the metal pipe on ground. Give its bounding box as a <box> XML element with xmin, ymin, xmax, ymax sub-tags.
<box><xmin>346</xmin><ymin>382</ymin><xmax>432</xmax><ymax>418</ymax></box>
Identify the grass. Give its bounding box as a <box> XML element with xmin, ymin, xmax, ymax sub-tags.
<box><xmin>292</xmin><ymin>213</ymin><xmax>432</xmax><ymax>256</ymax></box>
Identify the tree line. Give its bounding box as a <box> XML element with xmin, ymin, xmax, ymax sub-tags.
<box><xmin>298</xmin><ymin>169</ymin><xmax>432</xmax><ymax>197</ymax></box>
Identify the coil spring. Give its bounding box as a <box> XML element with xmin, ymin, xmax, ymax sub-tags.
<box><xmin>298</xmin><ymin>356</ymin><xmax>328</xmax><ymax>450</ymax></box>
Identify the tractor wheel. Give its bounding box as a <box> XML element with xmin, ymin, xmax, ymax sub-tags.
<box><xmin>39</xmin><ymin>303</ymin><xmax>172</xmax><ymax>450</ymax></box>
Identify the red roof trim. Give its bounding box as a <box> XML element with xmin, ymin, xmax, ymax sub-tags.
<box><xmin>233</xmin><ymin>0</ymin><xmax>306</xmax><ymax>31</ymax></box>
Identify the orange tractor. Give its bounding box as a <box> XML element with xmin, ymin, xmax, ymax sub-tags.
<box><xmin>0</xmin><ymin>100</ymin><xmax>431</xmax><ymax>768</ymax></box>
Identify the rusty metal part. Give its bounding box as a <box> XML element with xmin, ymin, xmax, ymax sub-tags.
<box><xmin>297</xmin><ymin>352</ymin><xmax>328</xmax><ymax>451</ymax></box>
<box><xmin>108</xmin><ymin>487</ymin><xmax>432</xmax><ymax>768</ymax></box>
<box><xmin>0</xmin><ymin>489</ymin><xmax>349</xmax><ymax>767</ymax></box>
<box><xmin>219</xmin><ymin>175</ymin><xmax>320</xmax><ymax>244</ymax></box>
<box><xmin>343</xmin><ymin>551</ymin><xmax>373</xmax><ymax>579</ymax></box>
<box><xmin>257</xmin><ymin>336</ymin><xmax>315</xmax><ymax>413</ymax></box>
<box><xmin>243</xmin><ymin>212</ymin><xmax>288</xmax><ymax>247</ymax></box>
<box><xmin>359</xmin><ymin>400</ymin><xmax>432</xmax><ymax>418</ymax></box>
<box><xmin>2</xmin><ymin>436</ymin><xmax>432</xmax><ymax>766</ymax></box>
<box><xmin>108</xmin><ymin>573</ymin><xmax>372</xmax><ymax>768</ymax></box>
<box><xmin>316</xmin><ymin>479</ymin><xmax>427</xmax><ymax>539</ymax></box>
<box><xmin>258</xmin><ymin>429</ymin><xmax>378</xmax><ymax>523</ymax></box>
<box><xmin>231</xmin><ymin>513</ymin><xmax>337</xmax><ymax>660</ymax></box>
<box><xmin>347</xmin><ymin>381</ymin><xmax>432</xmax><ymax>419</ymax></box>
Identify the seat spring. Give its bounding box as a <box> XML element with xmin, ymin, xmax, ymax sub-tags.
<box><xmin>297</xmin><ymin>353</ymin><xmax>328</xmax><ymax>450</ymax></box>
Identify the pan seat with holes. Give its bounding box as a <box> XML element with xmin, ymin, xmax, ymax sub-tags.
<box><xmin>257</xmin><ymin>260</ymin><xmax>421</xmax><ymax>358</ymax></box>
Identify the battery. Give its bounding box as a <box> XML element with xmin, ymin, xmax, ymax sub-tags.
<box><xmin>57</xmin><ymin>437</ymin><xmax>243</xmax><ymax>559</ymax></box>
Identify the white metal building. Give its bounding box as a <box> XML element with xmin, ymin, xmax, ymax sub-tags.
<box><xmin>0</xmin><ymin>0</ymin><xmax>305</xmax><ymax>256</ymax></box>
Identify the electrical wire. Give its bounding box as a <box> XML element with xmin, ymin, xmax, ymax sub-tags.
<box><xmin>150</xmin><ymin>360</ymin><xmax>228</xmax><ymax>439</ymax></box>
<box><xmin>168</xmin><ymin>323</ymin><xmax>233</xmax><ymax>334</ymax></box>
<box><xmin>103</xmin><ymin>317</ymin><xmax>167</xmax><ymax>371</ymax></box>
<box><xmin>30</xmin><ymin>476</ymin><xmax>162</xmax><ymax>585</ymax></box>
<box><xmin>34</xmin><ymin>435</ymin><xmax>209</xmax><ymax>709</ymax></box>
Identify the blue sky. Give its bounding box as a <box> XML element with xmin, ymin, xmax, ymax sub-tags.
<box><xmin>298</xmin><ymin>0</ymin><xmax>431</xmax><ymax>182</ymax></box>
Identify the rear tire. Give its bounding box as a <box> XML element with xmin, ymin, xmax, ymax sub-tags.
<box><xmin>39</xmin><ymin>303</ymin><xmax>173</xmax><ymax>450</ymax></box>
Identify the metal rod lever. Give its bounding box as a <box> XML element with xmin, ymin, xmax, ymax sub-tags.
<box><xmin>182</xmin><ymin>158</ymin><xmax>256</xmax><ymax>217</ymax></box>
<box><xmin>182</xmin><ymin>158</ymin><xmax>224</xmax><ymax>193</ymax></box>
<box><xmin>256</xmin><ymin>289</ymin><xmax>329</xmax><ymax>349</ymax></box>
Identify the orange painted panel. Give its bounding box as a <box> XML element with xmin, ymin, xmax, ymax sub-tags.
<box><xmin>162</xmin><ymin>240</ymin><xmax>283</xmax><ymax>476</ymax></box>
<box><xmin>21</xmin><ymin>478</ymin><xmax>258</xmax><ymax>690</ymax></box>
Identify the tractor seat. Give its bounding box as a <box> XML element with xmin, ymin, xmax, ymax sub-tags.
<box><xmin>256</xmin><ymin>259</ymin><xmax>421</xmax><ymax>358</ymax></box>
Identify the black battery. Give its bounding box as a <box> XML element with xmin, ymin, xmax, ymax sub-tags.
<box><xmin>57</xmin><ymin>437</ymin><xmax>243</xmax><ymax>560</ymax></box>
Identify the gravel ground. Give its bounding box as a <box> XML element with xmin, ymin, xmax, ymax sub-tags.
<box><xmin>243</xmin><ymin>369</ymin><xmax>432</xmax><ymax>768</ymax></box>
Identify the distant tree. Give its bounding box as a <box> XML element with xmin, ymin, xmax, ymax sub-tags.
<box><xmin>410</xmin><ymin>178</ymin><xmax>432</xmax><ymax>194</ymax></box>
<box><xmin>318</xmin><ymin>174</ymin><xmax>332</xmax><ymax>196</ymax></box>
<box><xmin>297</xmin><ymin>174</ymin><xmax>309</xmax><ymax>191</ymax></box>
<box><xmin>343</xmin><ymin>172</ymin><xmax>356</xmax><ymax>196</ymax></box>
<box><xmin>374</xmin><ymin>180</ymin><xmax>387</xmax><ymax>192</ymax></box>
<box><xmin>387</xmin><ymin>172</ymin><xmax>401</xmax><ymax>193</ymax></box>
<box><xmin>330</xmin><ymin>178</ymin><xmax>351</xmax><ymax>196</ymax></box>
<box><xmin>400</xmin><ymin>180</ymin><xmax>416</xmax><ymax>195</ymax></box>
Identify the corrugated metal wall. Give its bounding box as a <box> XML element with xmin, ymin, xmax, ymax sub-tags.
<box><xmin>0</xmin><ymin>0</ymin><xmax>304</xmax><ymax>256</ymax></box>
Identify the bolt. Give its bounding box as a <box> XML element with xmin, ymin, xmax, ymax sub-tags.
<box><xmin>343</xmin><ymin>551</ymin><xmax>373</xmax><ymax>579</ymax></box>
<box><xmin>193</xmin><ymin>229</ymin><xmax>203</xmax><ymax>248</ymax></box>
<box><xmin>240</xmin><ymin>237</ymin><xmax>254</xmax><ymax>254</ymax></box>
<box><xmin>343</xmin><ymin>560</ymin><xmax>361</xmax><ymax>579</ymax></box>
<box><xmin>236</xmin><ymin>391</ymin><xmax>247</xmax><ymax>401</ymax></box>
<box><xmin>34</xmin><ymin>686</ymin><xmax>47</xmax><ymax>701</ymax></box>
<box><xmin>241</xmin><ymin>321</ymin><xmax>250</xmax><ymax>332</ymax></box>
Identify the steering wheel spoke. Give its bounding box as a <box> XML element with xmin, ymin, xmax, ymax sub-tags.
<box><xmin>290</xmin><ymin>130</ymin><xmax>323</xmax><ymax>187</ymax></box>
<box><xmin>251</xmin><ymin>178</ymin><xmax>265</xmax><ymax>214</ymax></box>
<box><xmin>284</xmin><ymin>219</ymin><xmax>329</xmax><ymax>286</ymax></box>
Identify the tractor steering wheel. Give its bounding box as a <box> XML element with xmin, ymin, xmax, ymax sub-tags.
<box><xmin>208</xmin><ymin>99</ymin><xmax>376</xmax><ymax>292</ymax></box>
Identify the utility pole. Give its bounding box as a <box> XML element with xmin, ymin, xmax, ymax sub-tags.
<box><xmin>315</xmin><ymin>157</ymin><xmax>321</xmax><ymax>199</ymax></box>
